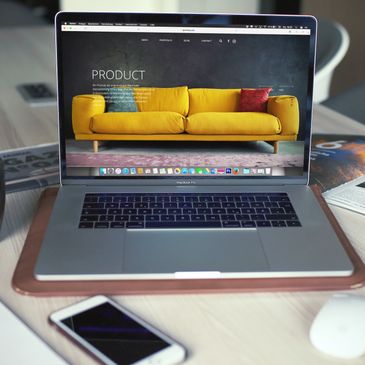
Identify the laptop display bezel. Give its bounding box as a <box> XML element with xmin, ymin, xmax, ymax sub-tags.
<box><xmin>55</xmin><ymin>12</ymin><xmax>316</xmax><ymax>186</ymax></box>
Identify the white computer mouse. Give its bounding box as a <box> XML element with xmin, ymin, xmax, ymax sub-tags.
<box><xmin>310</xmin><ymin>293</ymin><xmax>365</xmax><ymax>359</ymax></box>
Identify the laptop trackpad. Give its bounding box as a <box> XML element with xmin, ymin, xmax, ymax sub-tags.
<box><xmin>123</xmin><ymin>229</ymin><xmax>269</xmax><ymax>275</ymax></box>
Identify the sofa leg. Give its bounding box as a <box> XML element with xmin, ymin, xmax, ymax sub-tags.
<box><xmin>93</xmin><ymin>140</ymin><xmax>99</xmax><ymax>153</ymax></box>
<box><xmin>273</xmin><ymin>141</ymin><xmax>279</xmax><ymax>154</ymax></box>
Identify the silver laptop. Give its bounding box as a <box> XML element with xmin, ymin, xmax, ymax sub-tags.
<box><xmin>35</xmin><ymin>12</ymin><xmax>353</xmax><ymax>280</ymax></box>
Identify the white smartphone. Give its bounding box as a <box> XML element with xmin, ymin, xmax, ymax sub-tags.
<box><xmin>49</xmin><ymin>295</ymin><xmax>186</xmax><ymax>365</ymax></box>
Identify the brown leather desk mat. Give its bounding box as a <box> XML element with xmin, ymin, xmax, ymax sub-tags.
<box><xmin>12</xmin><ymin>186</ymin><xmax>365</xmax><ymax>296</ymax></box>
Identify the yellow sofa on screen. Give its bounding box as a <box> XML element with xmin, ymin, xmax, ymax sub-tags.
<box><xmin>72</xmin><ymin>86</ymin><xmax>299</xmax><ymax>153</ymax></box>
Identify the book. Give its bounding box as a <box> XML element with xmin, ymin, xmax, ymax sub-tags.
<box><xmin>309</xmin><ymin>134</ymin><xmax>365</xmax><ymax>193</ymax></box>
<box><xmin>0</xmin><ymin>143</ymin><xmax>59</xmax><ymax>193</ymax></box>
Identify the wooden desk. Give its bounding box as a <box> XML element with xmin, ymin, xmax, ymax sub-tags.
<box><xmin>1</xmin><ymin>26</ymin><xmax>365</xmax><ymax>365</ymax></box>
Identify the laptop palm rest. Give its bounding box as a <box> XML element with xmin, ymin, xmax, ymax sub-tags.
<box><xmin>123</xmin><ymin>229</ymin><xmax>270</xmax><ymax>275</ymax></box>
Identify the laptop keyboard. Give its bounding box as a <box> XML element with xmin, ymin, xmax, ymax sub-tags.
<box><xmin>78</xmin><ymin>193</ymin><xmax>301</xmax><ymax>229</ymax></box>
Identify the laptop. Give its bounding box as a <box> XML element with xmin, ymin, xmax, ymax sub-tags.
<box><xmin>35</xmin><ymin>12</ymin><xmax>353</xmax><ymax>280</ymax></box>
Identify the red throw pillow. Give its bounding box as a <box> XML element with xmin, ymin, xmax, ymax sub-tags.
<box><xmin>239</xmin><ymin>88</ymin><xmax>272</xmax><ymax>112</ymax></box>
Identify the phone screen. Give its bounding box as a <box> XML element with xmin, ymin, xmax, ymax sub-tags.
<box><xmin>60</xmin><ymin>302</ymin><xmax>170</xmax><ymax>365</ymax></box>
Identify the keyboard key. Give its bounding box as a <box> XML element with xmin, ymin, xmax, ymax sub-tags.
<box><xmin>278</xmin><ymin>202</ymin><xmax>293</xmax><ymax>208</ymax></box>
<box><xmin>161</xmin><ymin>215</ymin><xmax>175</xmax><ymax>221</ymax></box>
<box><xmin>138</xmin><ymin>208</ymin><xmax>152</xmax><ymax>215</ymax></box>
<box><xmin>142</xmin><ymin>196</ymin><xmax>156</xmax><ymax>203</ymax></box>
<box><xmin>270</xmin><ymin>196</ymin><xmax>290</xmax><ymax>202</ymax></box>
<box><xmin>123</xmin><ymin>208</ymin><xmax>137</xmax><ymax>215</ymax></box>
<box><xmin>193</xmin><ymin>202</ymin><xmax>207</xmax><ymax>208</ymax></box>
<box><xmin>108</xmin><ymin>209</ymin><xmax>122</xmax><ymax>215</ymax></box>
<box><xmin>80</xmin><ymin>215</ymin><xmax>98</xmax><ymax>222</ymax></box>
<box><xmin>100</xmin><ymin>215</ymin><xmax>114</xmax><ymax>222</ymax></box>
<box><xmin>179</xmin><ymin>202</ymin><xmax>193</xmax><ymax>208</ymax></box>
<box><xmin>105</xmin><ymin>203</ymin><xmax>119</xmax><ymax>208</ymax></box>
<box><xmin>120</xmin><ymin>203</ymin><xmax>134</xmax><ymax>208</ymax></box>
<box><xmin>213</xmin><ymin>196</ymin><xmax>227</xmax><ymax>202</ymax></box>
<box><xmin>257</xmin><ymin>221</ymin><xmax>271</xmax><ymax>227</ymax></box>
<box><xmin>115</xmin><ymin>215</ymin><xmax>129</xmax><ymax>222</ymax></box>
<box><xmin>135</xmin><ymin>202</ymin><xmax>149</xmax><ymax>209</ymax></box>
<box><xmin>176</xmin><ymin>215</ymin><xmax>190</xmax><ymax>221</ymax></box>
<box><xmin>265</xmin><ymin>214</ymin><xmax>298</xmax><ymax>221</ymax></box>
<box><xmin>127</xmin><ymin>196</ymin><xmax>142</xmax><ymax>202</ymax></box>
<box><xmin>208</xmin><ymin>202</ymin><xmax>221</xmax><ymax>208</ymax></box>
<box><xmin>250</xmin><ymin>214</ymin><xmax>265</xmax><ymax>221</ymax></box>
<box><xmin>146</xmin><ymin>221</ymin><xmax>221</xmax><ymax>229</ymax></box>
<box><xmin>200</xmin><ymin>196</ymin><xmax>213</xmax><ymax>202</ymax></box>
<box><xmin>79</xmin><ymin>222</ymin><xmax>93</xmax><ymax>228</ymax></box>
<box><xmin>206</xmin><ymin>214</ymin><xmax>220</xmax><ymax>221</ymax></box>
<box><xmin>270</xmin><ymin>208</ymin><xmax>285</xmax><ymax>214</ymax></box>
<box><xmin>286</xmin><ymin>221</ymin><xmax>301</xmax><ymax>227</ymax></box>
<box><xmin>191</xmin><ymin>215</ymin><xmax>205</xmax><ymax>221</ymax></box>
<box><xmin>110</xmin><ymin>222</ymin><xmax>125</xmax><ymax>228</ymax></box>
<box><xmin>251</xmin><ymin>202</ymin><xmax>264</xmax><ymax>208</ymax></box>
<box><xmin>146</xmin><ymin>215</ymin><xmax>160</xmax><ymax>221</ymax></box>
<box><xmin>185</xmin><ymin>196</ymin><xmax>199</xmax><ymax>202</ymax></box>
<box><xmin>255</xmin><ymin>208</ymin><xmax>270</xmax><ymax>214</ymax></box>
<box><xmin>212</xmin><ymin>208</ymin><xmax>226</xmax><ymax>214</ymax></box>
<box><xmin>222</xmin><ymin>202</ymin><xmax>235</xmax><ymax>208</ymax></box>
<box><xmin>236</xmin><ymin>214</ymin><xmax>250</xmax><ymax>221</ymax></box>
<box><xmin>153</xmin><ymin>208</ymin><xmax>167</xmax><ymax>215</ymax></box>
<box><xmin>221</xmin><ymin>215</ymin><xmax>235</xmax><ymax>221</ymax></box>
<box><xmin>83</xmin><ymin>203</ymin><xmax>104</xmax><ymax>209</ymax></box>
<box><xmin>82</xmin><ymin>209</ymin><xmax>106</xmax><ymax>215</ymax></box>
<box><xmin>99</xmin><ymin>197</ymin><xmax>112</xmax><ymax>203</ymax></box>
<box><xmin>95</xmin><ymin>222</ymin><xmax>109</xmax><ymax>228</ymax></box>
<box><xmin>241</xmin><ymin>208</ymin><xmax>255</xmax><ymax>214</ymax></box>
<box><xmin>157</xmin><ymin>196</ymin><xmax>171</xmax><ymax>202</ymax></box>
<box><xmin>171</xmin><ymin>196</ymin><xmax>185</xmax><ymax>202</ymax></box>
<box><xmin>222</xmin><ymin>221</ymin><xmax>240</xmax><ymax>228</ymax></box>
<box><xmin>113</xmin><ymin>196</ymin><xmax>127</xmax><ymax>202</ymax></box>
<box><xmin>226</xmin><ymin>208</ymin><xmax>240</xmax><ymax>214</ymax></box>
<box><xmin>197</xmin><ymin>208</ymin><xmax>211</xmax><ymax>214</ymax></box>
<box><xmin>165</xmin><ymin>202</ymin><xmax>177</xmax><ymax>208</ymax></box>
<box><xmin>84</xmin><ymin>196</ymin><xmax>98</xmax><ymax>203</ymax></box>
<box><xmin>126</xmin><ymin>221</ymin><xmax>144</xmax><ymax>228</ymax></box>
<box><xmin>241</xmin><ymin>221</ymin><xmax>256</xmax><ymax>228</ymax></box>
<box><xmin>168</xmin><ymin>208</ymin><xmax>182</xmax><ymax>215</ymax></box>
<box><xmin>130</xmin><ymin>215</ymin><xmax>144</xmax><ymax>221</ymax></box>
<box><xmin>183</xmin><ymin>208</ymin><xmax>197</xmax><ymax>214</ymax></box>
<box><xmin>150</xmin><ymin>202</ymin><xmax>163</xmax><ymax>208</ymax></box>
<box><xmin>264</xmin><ymin>202</ymin><xmax>278</xmax><ymax>208</ymax></box>
<box><xmin>271</xmin><ymin>220</ymin><xmax>286</xmax><ymax>227</ymax></box>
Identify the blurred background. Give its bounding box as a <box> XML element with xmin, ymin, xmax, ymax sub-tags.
<box><xmin>0</xmin><ymin>0</ymin><xmax>364</xmax><ymax>120</ymax></box>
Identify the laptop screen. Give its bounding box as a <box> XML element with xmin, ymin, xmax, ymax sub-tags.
<box><xmin>56</xmin><ymin>13</ymin><xmax>316</xmax><ymax>182</ymax></box>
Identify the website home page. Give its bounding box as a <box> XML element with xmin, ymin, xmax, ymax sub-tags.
<box><xmin>61</xmin><ymin>22</ymin><xmax>311</xmax><ymax>178</ymax></box>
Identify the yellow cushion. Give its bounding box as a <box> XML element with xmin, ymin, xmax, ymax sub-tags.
<box><xmin>188</xmin><ymin>88</ymin><xmax>241</xmax><ymax>115</ymax></box>
<box><xmin>134</xmin><ymin>86</ymin><xmax>189</xmax><ymax>116</ymax></box>
<box><xmin>72</xmin><ymin>94</ymin><xmax>105</xmax><ymax>134</ymax></box>
<box><xmin>186</xmin><ymin>112</ymin><xmax>281</xmax><ymax>135</ymax></box>
<box><xmin>91</xmin><ymin>112</ymin><xmax>185</xmax><ymax>134</ymax></box>
<box><xmin>267</xmin><ymin>96</ymin><xmax>299</xmax><ymax>135</ymax></box>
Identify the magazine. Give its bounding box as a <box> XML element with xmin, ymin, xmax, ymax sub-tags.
<box><xmin>310</xmin><ymin>134</ymin><xmax>365</xmax><ymax>214</ymax></box>
<box><xmin>310</xmin><ymin>134</ymin><xmax>365</xmax><ymax>192</ymax></box>
<box><xmin>0</xmin><ymin>143</ymin><xmax>59</xmax><ymax>193</ymax></box>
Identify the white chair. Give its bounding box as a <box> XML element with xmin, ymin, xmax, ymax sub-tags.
<box><xmin>314</xmin><ymin>19</ymin><xmax>350</xmax><ymax>103</ymax></box>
